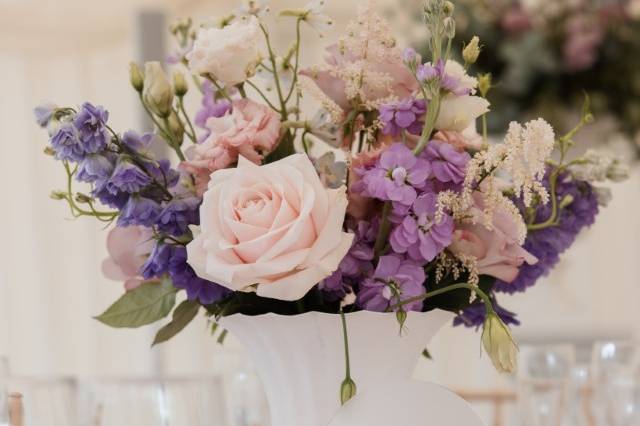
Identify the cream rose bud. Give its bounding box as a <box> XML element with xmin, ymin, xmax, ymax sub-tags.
<box><xmin>186</xmin><ymin>154</ymin><xmax>354</xmax><ymax>301</ymax></box>
<box><xmin>187</xmin><ymin>16</ymin><xmax>263</xmax><ymax>86</ymax></box>
<box><xmin>143</xmin><ymin>62</ymin><xmax>174</xmax><ymax>117</ymax></box>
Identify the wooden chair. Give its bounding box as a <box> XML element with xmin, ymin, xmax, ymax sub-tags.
<box><xmin>456</xmin><ymin>389</ymin><xmax>516</xmax><ymax>426</ymax></box>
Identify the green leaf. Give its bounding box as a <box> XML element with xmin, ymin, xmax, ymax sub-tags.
<box><xmin>95</xmin><ymin>279</ymin><xmax>178</xmax><ymax>328</ymax></box>
<box><xmin>152</xmin><ymin>299</ymin><xmax>200</xmax><ymax>346</ymax></box>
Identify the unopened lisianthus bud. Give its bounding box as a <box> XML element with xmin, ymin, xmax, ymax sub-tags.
<box><xmin>443</xmin><ymin>1</ymin><xmax>455</xmax><ymax>16</ymax></box>
<box><xmin>129</xmin><ymin>62</ymin><xmax>144</xmax><ymax>93</ymax></box>
<box><xmin>75</xmin><ymin>193</ymin><xmax>93</xmax><ymax>204</ymax></box>
<box><xmin>143</xmin><ymin>62</ymin><xmax>174</xmax><ymax>117</ymax></box>
<box><xmin>167</xmin><ymin>111</ymin><xmax>185</xmax><ymax>145</ymax></box>
<box><xmin>340</xmin><ymin>377</ymin><xmax>357</xmax><ymax>405</ymax></box>
<box><xmin>443</xmin><ymin>17</ymin><xmax>456</xmax><ymax>39</ymax></box>
<box><xmin>478</xmin><ymin>73</ymin><xmax>492</xmax><ymax>97</ymax></box>
<box><xmin>463</xmin><ymin>36</ymin><xmax>481</xmax><ymax>65</ymax></box>
<box><xmin>173</xmin><ymin>72</ymin><xmax>188</xmax><ymax>97</ymax></box>
<box><xmin>482</xmin><ymin>313</ymin><xmax>518</xmax><ymax>374</ymax></box>
<box><xmin>50</xmin><ymin>190</ymin><xmax>67</xmax><ymax>200</ymax></box>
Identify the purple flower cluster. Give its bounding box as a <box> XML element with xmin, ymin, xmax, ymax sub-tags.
<box><xmin>378</xmin><ymin>98</ymin><xmax>426</xmax><ymax>136</ymax></box>
<box><xmin>494</xmin><ymin>172</ymin><xmax>599</xmax><ymax>294</ymax></box>
<box><xmin>416</xmin><ymin>59</ymin><xmax>472</xmax><ymax>96</ymax></box>
<box><xmin>142</xmin><ymin>243</ymin><xmax>230</xmax><ymax>305</ymax></box>
<box><xmin>422</xmin><ymin>140</ymin><xmax>471</xmax><ymax>187</ymax></box>
<box><xmin>453</xmin><ymin>297</ymin><xmax>521</xmax><ymax>330</ymax></box>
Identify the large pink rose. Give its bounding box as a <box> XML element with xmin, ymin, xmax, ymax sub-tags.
<box><xmin>449</xmin><ymin>193</ymin><xmax>537</xmax><ymax>283</ymax></box>
<box><xmin>181</xmin><ymin>99</ymin><xmax>281</xmax><ymax>194</ymax></box>
<box><xmin>102</xmin><ymin>226</ymin><xmax>154</xmax><ymax>291</ymax></box>
<box><xmin>300</xmin><ymin>44</ymin><xmax>418</xmax><ymax>111</ymax></box>
<box><xmin>186</xmin><ymin>154</ymin><xmax>354</xmax><ymax>301</ymax></box>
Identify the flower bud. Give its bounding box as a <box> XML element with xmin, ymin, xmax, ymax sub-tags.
<box><xmin>482</xmin><ymin>313</ymin><xmax>518</xmax><ymax>374</ymax></box>
<box><xmin>143</xmin><ymin>62</ymin><xmax>174</xmax><ymax>118</ymax></box>
<box><xmin>463</xmin><ymin>36</ymin><xmax>481</xmax><ymax>65</ymax></box>
<box><xmin>74</xmin><ymin>193</ymin><xmax>93</xmax><ymax>204</ymax></box>
<box><xmin>129</xmin><ymin>62</ymin><xmax>144</xmax><ymax>93</ymax></box>
<box><xmin>173</xmin><ymin>72</ymin><xmax>188</xmax><ymax>97</ymax></box>
<box><xmin>478</xmin><ymin>73</ymin><xmax>492</xmax><ymax>97</ymax></box>
<box><xmin>50</xmin><ymin>190</ymin><xmax>67</xmax><ymax>200</ymax></box>
<box><xmin>396</xmin><ymin>310</ymin><xmax>408</xmax><ymax>334</ymax></box>
<box><xmin>43</xmin><ymin>146</ymin><xmax>56</xmax><ymax>156</ymax></box>
<box><xmin>443</xmin><ymin>1</ymin><xmax>455</xmax><ymax>16</ymax></box>
<box><xmin>167</xmin><ymin>111</ymin><xmax>185</xmax><ymax>145</ymax></box>
<box><xmin>607</xmin><ymin>160</ymin><xmax>630</xmax><ymax>182</ymax></box>
<box><xmin>340</xmin><ymin>377</ymin><xmax>357</xmax><ymax>405</ymax></box>
<box><xmin>559</xmin><ymin>194</ymin><xmax>575</xmax><ymax>209</ymax></box>
<box><xmin>443</xmin><ymin>17</ymin><xmax>456</xmax><ymax>39</ymax></box>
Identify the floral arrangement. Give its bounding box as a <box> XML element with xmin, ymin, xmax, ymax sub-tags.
<box><xmin>34</xmin><ymin>0</ymin><xmax>626</xmax><ymax>402</ymax></box>
<box><xmin>432</xmin><ymin>0</ymin><xmax>640</xmax><ymax>157</ymax></box>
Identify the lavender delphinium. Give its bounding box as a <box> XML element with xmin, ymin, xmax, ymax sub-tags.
<box><xmin>76</xmin><ymin>153</ymin><xmax>116</xmax><ymax>184</ymax></box>
<box><xmin>157</xmin><ymin>196</ymin><xmax>201</xmax><ymax>236</ymax></box>
<box><xmin>73</xmin><ymin>102</ymin><xmax>110</xmax><ymax>154</ymax></box>
<box><xmin>356</xmin><ymin>143</ymin><xmax>431</xmax><ymax>206</ymax></box>
<box><xmin>141</xmin><ymin>242</ymin><xmax>173</xmax><ymax>279</ymax></box>
<box><xmin>378</xmin><ymin>98</ymin><xmax>426</xmax><ymax>136</ymax></box>
<box><xmin>107</xmin><ymin>158</ymin><xmax>153</xmax><ymax>194</ymax></box>
<box><xmin>50</xmin><ymin>123</ymin><xmax>84</xmax><ymax>161</ymax></box>
<box><xmin>169</xmin><ymin>246</ymin><xmax>231</xmax><ymax>305</ymax></box>
<box><xmin>494</xmin><ymin>172</ymin><xmax>599</xmax><ymax>294</ymax></box>
<box><xmin>117</xmin><ymin>196</ymin><xmax>162</xmax><ymax>227</ymax></box>
<box><xmin>389</xmin><ymin>192</ymin><xmax>454</xmax><ymax>263</ymax></box>
<box><xmin>357</xmin><ymin>254</ymin><xmax>426</xmax><ymax>312</ymax></box>
<box><xmin>34</xmin><ymin>103</ymin><xmax>57</xmax><ymax>128</ymax></box>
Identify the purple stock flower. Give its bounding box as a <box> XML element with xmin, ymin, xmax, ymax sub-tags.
<box><xmin>50</xmin><ymin>123</ymin><xmax>84</xmax><ymax>161</ymax></box>
<box><xmin>358</xmin><ymin>143</ymin><xmax>431</xmax><ymax>206</ymax></box>
<box><xmin>169</xmin><ymin>247</ymin><xmax>231</xmax><ymax>305</ymax></box>
<box><xmin>117</xmin><ymin>196</ymin><xmax>161</xmax><ymax>227</ymax></box>
<box><xmin>402</xmin><ymin>47</ymin><xmax>418</xmax><ymax>63</ymax></box>
<box><xmin>319</xmin><ymin>218</ymin><xmax>378</xmax><ymax>301</ymax></box>
<box><xmin>357</xmin><ymin>255</ymin><xmax>426</xmax><ymax>312</ymax></box>
<box><xmin>141</xmin><ymin>242</ymin><xmax>172</xmax><ymax>279</ymax></box>
<box><xmin>76</xmin><ymin>153</ymin><xmax>116</xmax><ymax>184</ymax></box>
<box><xmin>416</xmin><ymin>59</ymin><xmax>472</xmax><ymax>96</ymax></box>
<box><xmin>454</xmin><ymin>297</ymin><xmax>521</xmax><ymax>330</ymax></box>
<box><xmin>494</xmin><ymin>172</ymin><xmax>599</xmax><ymax>294</ymax></box>
<box><xmin>390</xmin><ymin>192</ymin><xmax>454</xmax><ymax>262</ymax></box>
<box><xmin>421</xmin><ymin>140</ymin><xmax>470</xmax><ymax>185</ymax></box>
<box><xmin>378</xmin><ymin>98</ymin><xmax>426</xmax><ymax>136</ymax></box>
<box><xmin>107</xmin><ymin>159</ymin><xmax>152</xmax><ymax>194</ymax></box>
<box><xmin>34</xmin><ymin>103</ymin><xmax>56</xmax><ymax>128</ymax></box>
<box><xmin>157</xmin><ymin>197</ymin><xmax>201</xmax><ymax>236</ymax></box>
<box><xmin>195</xmin><ymin>81</ymin><xmax>232</xmax><ymax>141</ymax></box>
<box><xmin>73</xmin><ymin>102</ymin><xmax>109</xmax><ymax>154</ymax></box>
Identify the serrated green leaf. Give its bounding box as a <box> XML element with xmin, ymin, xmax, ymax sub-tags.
<box><xmin>95</xmin><ymin>279</ymin><xmax>177</xmax><ymax>328</ymax></box>
<box><xmin>152</xmin><ymin>299</ymin><xmax>200</xmax><ymax>346</ymax></box>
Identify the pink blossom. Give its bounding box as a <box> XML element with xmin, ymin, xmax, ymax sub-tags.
<box><xmin>434</xmin><ymin>123</ymin><xmax>484</xmax><ymax>151</ymax></box>
<box><xmin>102</xmin><ymin>226</ymin><xmax>154</xmax><ymax>291</ymax></box>
<box><xmin>449</xmin><ymin>193</ymin><xmax>537</xmax><ymax>283</ymax></box>
<box><xmin>180</xmin><ymin>99</ymin><xmax>281</xmax><ymax>194</ymax></box>
<box><xmin>300</xmin><ymin>44</ymin><xmax>418</xmax><ymax>111</ymax></box>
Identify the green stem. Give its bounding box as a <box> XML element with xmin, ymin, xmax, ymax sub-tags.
<box><xmin>206</xmin><ymin>75</ymin><xmax>233</xmax><ymax>103</ymax></box>
<box><xmin>137</xmin><ymin>94</ymin><xmax>175</xmax><ymax>143</ymax></box>
<box><xmin>162</xmin><ymin>117</ymin><xmax>186</xmax><ymax>161</ymax></box>
<box><xmin>388</xmin><ymin>283</ymin><xmax>495</xmax><ymax>314</ymax></box>
<box><xmin>527</xmin><ymin>170</ymin><xmax>559</xmax><ymax>231</ymax></box>
<box><xmin>340</xmin><ymin>309</ymin><xmax>352</xmax><ymax>379</ymax></box>
<box><xmin>178</xmin><ymin>97</ymin><xmax>198</xmax><ymax>144</ymax></box>
<box><xmin>413</xmin><ymin>94</ymin><xmax>441</xmax><ymax>155</ymax></box>
<box><xmin>62</xmin><ymin>162</ymin><xmax>118</xmax><ymax>219</ymax></box>
<box><xmin>259</xmin><ymin>22</ymin><xmax>288</xmax><ymax>120</ymax></box>
<box><xmin>284</xmin><ymin>18</ymin><xmax>302</xmax><ymax>104</ymax></box>
<box><xmin>245</xmin><ymin>79</ymin><xmax>280</xmax><ymax>112</ymax></box>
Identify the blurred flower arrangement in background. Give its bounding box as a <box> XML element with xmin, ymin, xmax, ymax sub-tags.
<box><xmin>33</xmin><ymin>0</ymin><xmax>628</xmax><ymax>402</ymax></box>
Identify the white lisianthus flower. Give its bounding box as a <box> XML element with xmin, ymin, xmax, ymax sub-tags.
<box><xmin>435</xmin><ymin>95</ymin><xmax>490</xmax><ymax>132</ymax></box>
<box><xmin>186</xmin><ymin>154</ymin><xmax>354</xmax><ymax>301</ymax></box>
<box><xmin>187</xmin><ymin>16</ymin><xmax>264</xmax><ymax>86</ymax></box>
<box><xmin>482</xmin><ymin>313</ymin><xmax>518</xmax><ymax>374</ymax></box>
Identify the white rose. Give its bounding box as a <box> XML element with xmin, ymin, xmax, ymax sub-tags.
<box><xmin>187</xmin><ymin>16</ymin><xmax>264</xmax><ymax>86</ymax></box>
<box><xmin>436</xmin><ymin>95</ymin><xmax>490</xmax><ymax>133</ymax></box>
<box><xmin>186</xmin><ymin>154</ymin><xmax>354</xmax><ymax>301</ymax></box>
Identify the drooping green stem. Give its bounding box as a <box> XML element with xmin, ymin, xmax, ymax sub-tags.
<box><xmin>284</xmin><ymin>18</ymin><xmax>302</xmax><ymax>104</ymax></box>
<box><xmin>259</xmin><ymin>22</ymin><xmax>288</xmax><ymax>121</ymax></box>
<box><xmin>61</xmin><ymin>162</ymin><xmax>118</xmax><ymax>220</ymax></box>
<box><xmin>387</xmin><ymin>283</ymin><xmax>495</xmax><ymax>315</ymax></box>
<box><xmin>339</xmin><ymin>308</ymin><xmax>357</xmax><ymax>405</ymax></box>
<box><xmin>205</xmin><ymin>75</ymin><xmax>233</xmax><ymax>103</ymax></box>
<box><xmin>245</xmin><ymin>79</ymin><xmax>280</xmax><ymax>112</ymax></box>
<box><xmin>413</xmin><ymin>93</ymin><xmax>441</xmax><ymax>156</ymax></box>
<box><xmin>237</xmin><ymin>84</ymin><xmax>247</xmax><ymax>99</ymax></box>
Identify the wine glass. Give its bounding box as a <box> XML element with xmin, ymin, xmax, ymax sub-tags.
<box><xmin>517</xmin><ymin>345</ymin><xmax>576</xmax><ymax>426</ymax></box>
<box><xmin>81</xmin><ymin>376</ymin><xmax>228</xmax><ymax>426</ymax></box>
<box><xmin>229</xmin><ymin>367</ymin><xmax>270</xmax><ymax>426</ymax></box>
<box><xmin>591</xmin><ymin>341</ymin><xmax>640</xmax><ymax>426</ymax></box>
<box><xmin>3</xmin><ymin>376</ymin><xmax>78</xmax><ymax>426</ymax></box>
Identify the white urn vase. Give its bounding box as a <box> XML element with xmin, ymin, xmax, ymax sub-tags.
<box><xmin>221</xmin><ymin>309</ymin><xmax>485</xmax><ymax>426</ymax></box>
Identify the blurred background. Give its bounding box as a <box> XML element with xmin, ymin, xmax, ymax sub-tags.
<box><xmin>0</xmin><ymin>0</ymin><xmax>639</xmax><ymax>424</ymax></box>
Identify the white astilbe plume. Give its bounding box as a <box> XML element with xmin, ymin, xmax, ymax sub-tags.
<box><xmin>464</xmin><ymin>118</ymin><xmax>555</xmax><ymax>208</ymax></box>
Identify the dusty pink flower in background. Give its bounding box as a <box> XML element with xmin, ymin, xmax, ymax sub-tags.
<box><xmin>102</xmin><ymin>226</ymin><xmax>154</xmax><ymax>290</ymax></box>
<box><xmin>181</xmin><ymin>99</ymin><xmax>281</xmax><ymax>194</ymax></box>
<box><xmin>187</xmin><ymin>154</ymin><xmax>353</xmax><ymax>301</ymax></box>
<box><xmin>449</xmin><ymin>193</ymin><xmax>537</xmax><ymax>283</ymax></box>
<box><xmin>434</xmin><ymin>123</ymin><xmax>484</xmax><ymax>152</ymax></box>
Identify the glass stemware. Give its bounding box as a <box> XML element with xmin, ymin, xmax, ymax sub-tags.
<box><xmin>591</xmin><ymin>341</ymin><xmax>640</xmax><ymax>426</ymax></box>
<box><xmin>80</xmin><ymin>377</ymin><xmax>228</xmax><ymax>426</ymax></box>
<box><xmin>3</xmin><ymin>376</ymin><xmax>77</xmax><ymax>426</ymax></box>
<box><xmin>517</xmin><ymin>345</ymin><xmax>576</xmax><ymax>426</ymax></box>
